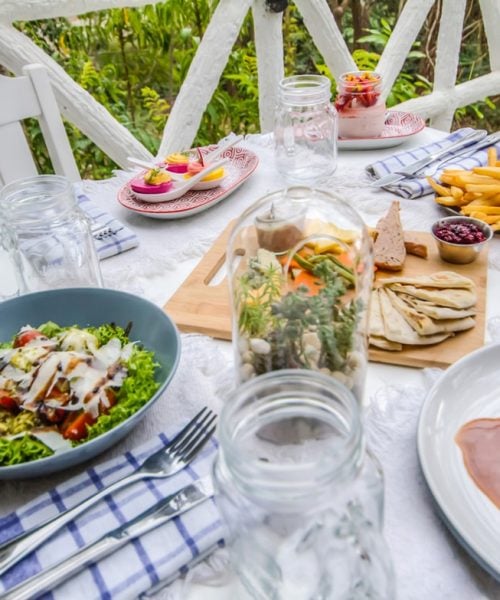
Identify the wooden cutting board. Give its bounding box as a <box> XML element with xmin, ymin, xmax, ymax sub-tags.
<box><xmin>163</xmin><ymin>221</ymin><xmax>488</xmax><ymax>369</ymax></box>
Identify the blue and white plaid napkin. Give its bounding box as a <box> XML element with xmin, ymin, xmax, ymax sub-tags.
<box><xmin>0</xmin><ymin>430</ymin><xmax>225</xmax><ymax>600</ymax></box>
<box><xmin>366</xmin><ymin>128</ymin><xmax>500</xmax><ymax>199</ymax></box>
<box><xmin>77</xmin><ymin>194</ymin><xmax>139</xmax><ymax>260</ymax></box>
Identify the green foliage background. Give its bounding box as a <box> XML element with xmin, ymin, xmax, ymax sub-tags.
<box><xmin>13</xmin><ymin>0</ymin><xmax>498</xmax><ymax>179</ymax></box>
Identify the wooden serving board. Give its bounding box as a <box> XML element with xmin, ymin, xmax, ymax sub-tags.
<box><xmin>163</xmin><ymin>222</ymin><xmax>488</xmax><ymax>369</ymax></box>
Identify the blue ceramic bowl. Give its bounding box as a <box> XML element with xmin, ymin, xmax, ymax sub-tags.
<box><xmin>0</xmin><ymin>288</ymin><xmax>181</xmax><ymax>479</ymax></box>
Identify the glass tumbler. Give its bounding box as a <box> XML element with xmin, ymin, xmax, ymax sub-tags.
<box><xmin>227</xmin><ymin>186</ymin><xmax>373</xmax><ymax>402</ymax></box>
<box><xmin>214</xmin><ymin>369</ymin><xmax>395</xmax><ymax>600</ymax></box>
<box><xmin>0</xmin><ymin>175</ymin><xmax>103</xmax><ymax>299</ymax></box>
<box><xmin>274</xmin><ymin>74</ymin><xmax>338</xmax><ymax>185</ymax></box>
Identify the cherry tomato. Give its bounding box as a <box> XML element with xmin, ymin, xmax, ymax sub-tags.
<box><xmin>13</xmin><ymin>329</ymin><xmax>44</xmax><ymax>348</ymax></box>
<box><xmin>62</xmin><ymin>411</ymin><xmax>96</xmax><ymax>440</ymax></box>
<box><xmin>61</xmin><ymin>390</ymin><xmax>117</xmax><ymax>441</ymax></box>
<box><xmin>0</xmin><ymin>390</ymin><xmax>18</xmax><ymax>412</ymax></box>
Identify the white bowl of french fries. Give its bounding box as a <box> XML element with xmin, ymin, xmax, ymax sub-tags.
<box><xmin>428</xmin><ymin>144</ymin><xmax>500</xmax><ymax>232</ymax></box>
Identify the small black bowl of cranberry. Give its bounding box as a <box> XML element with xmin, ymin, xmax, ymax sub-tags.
<box><xmin>431</xmin><ymin>216</ymin><xmax>493</xmax><ymax>264</ymax></box>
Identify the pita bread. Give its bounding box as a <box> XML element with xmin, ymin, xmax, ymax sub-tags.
<box><xmin>385</xmin><ymin>288</ymin><xmax>475</xmax><ymax>335</ymax></box>
<box><xmin>369</xmin><ymin>290</ymin><xmax>385</xmax><ymax>338</ymax></box>
<box><xmin>388</xmin><ymin>283</ymin><xmax>476</xmax><ymax>309</ymax></box>
<box><xmin>369</xmin><ymin>336</ymin><xmax>403</xmax><ymax>351</ymax></box>
<box><xmin>381</xmin><ymin>271</ymin><xmax>474</xmax><ymax>290</ymax></box>
<box><xmin>399</xmin><ymin>293</ymin><xmax>477</xmax><ymax>320</ymax></box>
<box><xmin>378</xmin><ymin>288</ymin><xmax>452</xmax><ymax>346</ymax></box>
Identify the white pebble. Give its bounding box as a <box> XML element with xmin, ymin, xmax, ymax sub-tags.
<box><xmin>250</xmin><ymin>338</ymin><xmax>271</xmax><ymax>355</ymax></box>
<box><xmin>241</xmin><ymin>351</ymin><xmax>254</xmax><ymax>364</ymax></box>
<box><xmin>240</xmin><ymin>363</ymin><xmax>256</xmax><ymax>380</ymax></box>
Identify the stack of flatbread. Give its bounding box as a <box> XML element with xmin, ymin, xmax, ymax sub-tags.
<box><xmin>369</xmin><ymin>271</ymin><xmax>477</xmax><ymax>351</ymax></box>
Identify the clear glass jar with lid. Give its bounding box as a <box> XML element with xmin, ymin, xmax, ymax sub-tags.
<box><xmin>0</xmin><ymin>175</ymin><xmax>103</xmax><ymax>299</ymax></box>
<box><xmin>214</xmin><ymin>369</ymin><xmax>395</xmax><ymax>600</ymax></box>
<box><xmin>227</xmin><ymin>186</ymin><xmax>373</xmax><ymax>403</ymax></box>
<box><xmin>274</xmin><ymin>74</ymin><xmax>338</xmax><ymax>185</ymax></box>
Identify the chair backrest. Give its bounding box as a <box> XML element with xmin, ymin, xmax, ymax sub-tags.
<box><xmin>0</xmin><ymin>64</ymin><xmax>80</xmax><ymax>186</ymax></box>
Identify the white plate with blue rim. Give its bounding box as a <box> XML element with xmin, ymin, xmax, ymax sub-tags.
<box><xmin>418</xmin><ymin>342</ymin><xmax>500</xmax><ymax>581</ymax></box>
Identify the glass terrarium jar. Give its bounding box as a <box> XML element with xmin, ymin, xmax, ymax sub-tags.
<box><xmin>335</xmin><ymin>71</ymin><xmax>386</xmax><ymax>139</ymax></box>
<box><xmin>227</xmin><ymin>187</ymin><xmax>373</xmax><ymax>402</ymax></box>
<box><xmin>214</xmin><ymin>369</ymin><xmax>395</xmax><ymax>600</ymax></box>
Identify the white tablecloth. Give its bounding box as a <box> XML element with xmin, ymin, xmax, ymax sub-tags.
<box><xmin>2</xmin><ymin>129</ymin><xmax>500</xmax><ymax>599</ymax></box>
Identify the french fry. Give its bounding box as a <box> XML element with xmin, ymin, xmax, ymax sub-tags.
<box><xmin>450</xmin><ymin>186</ymin><xmax>464</xmax><ymax>200</ymax></box>
<box><xmin>463</xmin><ymin>192</ymin><xmax>481</xmax><ymax>201</ymax></box>
<box><xmin>464</xmin><ymin>184</ymin><xmax>500</xmax><ymax>194</ymax></box>
<box><xmin>440</xmin><ymin>173</ymin><xmax>497</xmax><ymax>186</ymax></box>
<box><xmin>461</xmin><ymin>205</ymin><xmax>500</xmax><ymax>215</ymax></box>
<box><xmin>426</xmin><ymin>176</ymin><xmax>451</xmax><ymax>196</ymax></box>
<box><xmin>472</xmin><ymin>166</ymin><xmax>500</xmax><ymax>179</ymax></box>
<box><xmin>435</xmin><ymin>195</ymin><xmax>460</xmax><ymax>206</ymax></box>
<box><xmin>487</xmin><ymin>147</ymin><xmax>497</xmax><ymax>167</ymax></box>
<box><xmin>469</xmin><ymin>213</ymin><xmax>500</xmax><ymax>224</ymax></box>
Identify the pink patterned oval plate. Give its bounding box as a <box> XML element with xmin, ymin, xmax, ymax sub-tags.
<box><xmin>118</xmin><ymin>146</ymin><xmax>259</xmax><ymax>220</ymax></box>
<box><xmin>338</xmin><ymin>110</ymin><xmax>425</xmax><ymax>150</ymax></box>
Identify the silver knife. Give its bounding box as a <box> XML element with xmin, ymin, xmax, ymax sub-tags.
<box><xmin>370</xmin><ymin>129</ymin><xmax>488</xmax><ymax>188</ymax></box>
<box><xmin>0</xmin><ymin>476</ymin><xmax>214</xmax><ymax>600</ymax></box>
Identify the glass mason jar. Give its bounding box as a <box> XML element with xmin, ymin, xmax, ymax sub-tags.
<box><xmin>335</xmin><ymin>71</ymin><xmax>386</xmax><ymax>139</ymax></box>
<box><xmin>227</xmin><ymin>187</ymin><xmax>373</xmax><ymax>402</ymax></box>
<box><xmin>0</xmin><ymin>175</ymin><xmax>103</xmax><ymax>299</ymax></box>
<box><xmin>274</xmin><ymin>74</ymin><xmax>338</xmax><ymax>185</ymax></box>
<box><xmin>214</xmin><ymin>370</ymin><xmax>395</xmax><ymax>600</ymax></box>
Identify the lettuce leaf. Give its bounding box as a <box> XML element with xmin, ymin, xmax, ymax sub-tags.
<box><xmin>0</xmin><ymin>435</ymin><xmax>52</xmax><ymax>465</ymax></box>
<box><xmin>0</xmin><ymin>321</ymin><xmax>160</xmax><ymax>466</ymax></box>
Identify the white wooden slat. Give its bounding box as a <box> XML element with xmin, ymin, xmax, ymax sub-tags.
<box><xmin>294</xmin><ymin>0</ymin><xmax>356</xmax><ymax>79</ymax></box>
<box><xmin>252</xmin><ymin>0</ymin><xmax>284</xmax><ymax>133</ymax></box>
<box><xmin>395</xmin><ymin>71</ymin><xmax>500</xmax><ymax>119</ymax></box>
<box><xmin>377</xmin><ymin>0</ymin><xmax>436</xmax><ymax>100</ymax></box>
<box><xmin>0</xmin><ymin>0</ymin><xmax>165</xmax><ymax>22</ymax></box>
<box><xmin>157</xmin><ymin>0</ymin><xmax>253</xmax><ymax>157</ymax></box>
<box><xmin>479</xmin><ymin>0</ymin><xmax>500</xmax><ymax>71</ymax></box>
<box><xmin>430</xmin><ymin>0</ymin><xmax>467</xmax><ymax>131</ymax></box>
<box><xmin>0</xmin><ymin>24</ymin><xmax>152</xmax><ymax>169</ymax></box>
<box><xmin>0</xmin><ymin>76</ymin><xmax>41</xmax><ymax>125</ymax></box>
<box><xmin>24</xmin><ymin>64</ymin><xmax>80</xmax><ymax>182</ymax></box>
<box><xmin>0</xmin><ymin>122</ymin><xmax>38</xmax><ymax>184</ymax></box>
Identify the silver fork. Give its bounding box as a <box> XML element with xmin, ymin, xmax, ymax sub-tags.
<box><xmin>0</xmin><ymin>407</ymin><xmax>217</xmax><ymax>576</ymax></box>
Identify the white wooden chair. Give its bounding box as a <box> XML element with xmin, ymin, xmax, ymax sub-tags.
<box><xmin>0</xmin><ymin>63</ymin><xmax>80</xmax><ymax>186</ymax></box>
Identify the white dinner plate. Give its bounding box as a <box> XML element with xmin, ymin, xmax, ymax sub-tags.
<box><xmin>338</xmin><ymin>110</ymin><xmax>425</xmax><ymax>150</ymax></box>
<box><xmin>418</xmin><ymin>342</ymin><xmax>500</xmax><ymax>580</ymax></box>
<box><xmin>118</xmin><ymin>146</ymin><xmax>258</xmax><ymax>220</ymax></box>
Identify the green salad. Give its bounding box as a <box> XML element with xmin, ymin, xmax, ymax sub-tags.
<box><xmin>0</xmin><ymin>321</ymin><xmax>159</xmax><ymax>466</ymax></box>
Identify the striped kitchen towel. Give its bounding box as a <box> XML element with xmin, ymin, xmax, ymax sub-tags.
<box><xmin>0</xmin><ymin>430</ymin><xmax>224</xmax><ymax>600</ymax></box>
<box><xmin>366</xmin><ymin>128</ymin><xmax>500</xmax><ymax>199</ymax></box>
<box><xmin>77</xmin><ymin>193</ymin><xmax>139</xmax><ymax>260</ymax></box>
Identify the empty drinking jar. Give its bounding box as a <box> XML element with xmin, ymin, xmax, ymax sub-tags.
<box><xmin>274</xmin><ymin>74</ymin><xmax>338</xmax><ymax>185</ymax></box>
<box><xmin>0</xmin><ymin>175</ymin><xmax>103</xmax><ymax>299</ymax></box>
<box><xmin>214</xmin><ymin>369</ymin><xmax>395</xmax><ymax>599</ymax></box>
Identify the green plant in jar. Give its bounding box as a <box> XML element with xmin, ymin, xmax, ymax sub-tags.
<box><xmin>228</xmin><ymin>187</ymin><xmax>373</xmax><ymax>401</ymax></box>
